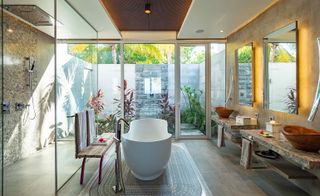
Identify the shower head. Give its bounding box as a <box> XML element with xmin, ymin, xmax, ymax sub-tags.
<box><xmin>30</xmin><ymin>60</ymin><xmax>35</xmax><ymax>71</ymax></box>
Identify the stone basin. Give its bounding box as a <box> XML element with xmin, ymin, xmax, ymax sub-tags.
<box><xmin>214</xmin><ymin>106</ymin><xmax>234</xmax><ymax>118</ymax></box>
<box><xmin>282</xmin><ymin>125</ymin><xmax>320</xmax><ymax>152</ymax></box>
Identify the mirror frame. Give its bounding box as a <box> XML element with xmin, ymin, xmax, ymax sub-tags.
<box><xmin>308</xmin><ymin>37</ymin><xmax>320</xmax><ymax>121</ymax></box>
<box><xmin>236</xmin><ymin>42</ymin><xmax>254</xmax><ymax>106</ymax></box>
<box><xmin>263</xmin><ymin>21</ymin><xmax>299</xmax><ymax>114</ymax></box>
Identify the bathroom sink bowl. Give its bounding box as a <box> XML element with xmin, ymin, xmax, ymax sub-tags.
<box><xmin>215</xmin><ymin>107</ymin><xmax>234</xmax><ymax>118</ymax></box>
<box><xmin>282</xmin><ymin>125</ymin><xmax>320</xmax><ymax>152</ymax></box>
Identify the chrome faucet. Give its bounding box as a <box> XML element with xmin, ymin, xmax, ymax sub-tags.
<box><xmin>113</xmin><ymin>118</ymin><xmax>129</xmax><ymax>193</ymax></box>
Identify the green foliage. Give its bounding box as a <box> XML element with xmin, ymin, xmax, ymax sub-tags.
<box><xmin>124</xmin><ymin>44</ymin><xmax>162</xmax><ymax>64</ymax></box>
<box><xmin>284</xmin><ymin>88</ymin><xmax>297</xmax><ymax>114</ymax></box>
<box><xmin>180</xmin><ymin>46</ymin><xmax>205</xmax><ymax>64</ymax></box>
<box><xmin>95</xmin><ymin>114</ymin><xmax>117</xmax><ymax>135</ymax></box>
<box><xmin>113</xmin><ymin>80</ymin><xmax>136</xmax><ymax>122</ymax></box>
<box><xmin>68</xmin><ymin>44</ymin><xmax>98</xmax><ymax>64</ymax></box>
<box><xmin>238</xmin><ymin>46</ymin><xmax>252</xmax><ymax>63</ymax></box>
<box><xmin>181</xmin><ymin>86</ymin><xmax>205</xmax><ymax>130</ymax></box>
<box><xmin>68</xmin><ymin>44</ymin><xmax>175</xmax><ymax>65</ymax></box>
<box><xmin>267</xmin><ymin>43</ymin><xmax>296</xmax><ymax>63</ymax></box>
<box><xmin>159</xmin><ymin>92</ymin><xmax>175</xmax><ymax>131</ymax></box>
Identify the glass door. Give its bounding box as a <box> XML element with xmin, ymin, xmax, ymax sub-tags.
<box><xmin>177</xmin><ymin>44</ymin><xmax>210</xmax><ymax>138</ymax></box>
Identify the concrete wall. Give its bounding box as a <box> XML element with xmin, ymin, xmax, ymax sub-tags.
<box><xmin>226</xmin><ymin>0</ymin><xmax>320</xmax><ymax>194</ymax></box>
<box><xmin>211</xmin><ymin>48</ymin><xmax>226</xmax><ymax>107</ymax></box>
<box><xmin>3</xmin><ymin>13</ymin><xmax>55</xmax><ymax>166</ymax></box>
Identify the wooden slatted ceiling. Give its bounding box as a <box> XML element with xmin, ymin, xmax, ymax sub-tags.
<box><xmin>101</xmin><ymin>0</ymin><xmax>192</xmax><ymax>31</ymax></box>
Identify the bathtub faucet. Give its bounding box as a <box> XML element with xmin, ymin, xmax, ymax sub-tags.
<box><xmin>113</xmin><ymin>118</ymin><xmax>129</xmax><ymax>193</ymax></box>
<box><xmin>116</xmin><ymin>118</ymin><xmax>129</xmax><ymax>141</ymax></box>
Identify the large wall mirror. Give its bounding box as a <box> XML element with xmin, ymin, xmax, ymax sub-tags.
<box><xmin>264</xmin><ymin>22</ymin><xmax>298</xmax><ymax>114</ymax></box>
<box><xmin>308</xmin><ymin>37</ymin><xmax>320</xmax><ymax>121</ymax></box>
<box><xmin>237</xmin><ymin>43</ymin><xmax>254</xmax><ymax>106</ymax></box>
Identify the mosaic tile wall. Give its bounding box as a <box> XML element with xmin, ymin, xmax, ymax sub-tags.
<box><xmin>2</xmin><ymin>13</ymin><xmax>55</xmax><ymax>166</ymax></box>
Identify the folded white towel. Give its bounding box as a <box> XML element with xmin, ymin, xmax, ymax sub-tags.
<box><xmin>75</xmin><ymin>111</ymin><xmax>88</xmax><ymax>157</ymax></box>
<box><xmin>240</xmin><ymin>138</ymin><xmax>252</xmax><ymax>169</ymax></box>
<box><xmin>86</xmin><ymin>110</ymin><xmax>97</xmax><ymax>145</ymax></box>
<box><xmin>217</xmin><ymin>125</ymin><xmax>225</xmax><ymax>148</ymax></box>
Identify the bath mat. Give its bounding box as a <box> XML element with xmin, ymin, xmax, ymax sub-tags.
<box><xmin>80</xmin><ymin>143</ymin><xmax>212</xmax><ymax>196</ymax></box>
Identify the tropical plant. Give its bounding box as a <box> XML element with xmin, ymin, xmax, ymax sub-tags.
<box><xmin>267</xmin><ymin>43</ymin><xmax>296</xmax><ymax>63</ymax></box>
<box><xmin>114</xmin><ymin>80</ymin><xmax>136</xmax><ymax>121</ymax></box>
<box><xmin>159</xmin><ymin>92</ymin><xmax>175</xmax><ymax>129</ymax></box>
<box><xmin>68</xmin><ymin>43</ymin><xmax>175</xmax><ymax>65</ymax></box>
<box><xmin>181</xmin><ymin>85</ymin><xmax>205</xmax><ymax>130</ymax></box>
<box><xmin>180</xmin><ymin>46</ymin><xmax>205</xmax><ymax>64</ymax></box>
<box><xmin>238</xmin><ymin>46</ymin><xmax>252</xmax><ymax>63</ymax></box>
<box><xmin>95</xmin><ymin>114</ymin><xmax>117</xmax><ymax>135</ymax></box>
<box><xmin>87</xmin><ymin>89</ymin><xmax>104</xmax><ymax>114</ymax></box>
<box><xmin>284</xmin><ymin>87</ymin><xmax>297</xmax><ymax>114</ymax></box>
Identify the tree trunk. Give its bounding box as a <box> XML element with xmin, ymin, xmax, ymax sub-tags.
<box><xmin>111</xmin><ymin>44</ymin><xmax>117</xmax><ymax>64</ymax></box>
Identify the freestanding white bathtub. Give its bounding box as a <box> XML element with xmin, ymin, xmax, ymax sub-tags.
<box><xmin>122</xmin><ymin>118</ymin><xmax>172</xmax><ymax>181</ymax></box>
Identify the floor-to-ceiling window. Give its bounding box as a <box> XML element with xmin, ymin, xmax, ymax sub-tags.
<box><xmin>123</xmin><ymin>44</ymin><xmax>175</xmax><ymax>134</ymax></box>
<box><xmin>179</xmin><ymin>45</ymin><xmax>207</xmax><ymax>137</ymax></box>
<box><xmin>96</xmin><ymin>43</ymin><xmax>121</xmax><ymax>134</ymax></box>
<box><xmin>210</xmin><ymin>43</ymin><xmax>226</xmax><ymax>136</ymax></box>
<box><xmin>56</xmin><ymin>42</ymin><xmax>98</xmax><ymax>188</ymax></box>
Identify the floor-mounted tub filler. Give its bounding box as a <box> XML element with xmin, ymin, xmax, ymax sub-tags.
<box><xmin>122</xmin><ymin>118</ymin><xmax>172</xmax><ymax>181</ymax></box>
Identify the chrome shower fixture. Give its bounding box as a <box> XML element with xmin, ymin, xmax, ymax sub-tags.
<box><xmin>30</xmin><ymin>60</ymin><xmax>35</xmax><ymax>72</ymax></box>
<box><xmin>24</xmin><ymin>57</ymin><xmax>35</xmax><ymax>73</ymax></box>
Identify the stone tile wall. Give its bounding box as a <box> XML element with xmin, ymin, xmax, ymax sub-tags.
<box><xmin>226</xmin><ymin>0</ymin><xmax>320</xmax><ymax>194</ymax></box>
<box><xmin>2</xmin><ymin>13</ymin><xmax>55</xmax><ymax>166</ymax></box>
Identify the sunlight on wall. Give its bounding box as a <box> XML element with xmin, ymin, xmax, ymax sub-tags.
<box><xmin>298</xmin><ymin>23</ymin><xmax>313</xmax><ymax>114</ymax></box>
<box><xmin>253</xmin><ymin>43</ymin><xmax>263</xmax><ymax>107</ymax></box>
<box><xmin>6</xmin><ymin>56</ymin><xmax>55</xmax><ymax>159</ymax></box>
<box><xmin>56</xmin><ymin>44</ymin><xmax>96</xmax><ymax>137</ymax></box>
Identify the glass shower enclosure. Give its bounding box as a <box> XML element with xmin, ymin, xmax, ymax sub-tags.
<box><xmin>0</xmin><ymin>0</ymin><xmax>98</xmax><ymax>195</ymax></box>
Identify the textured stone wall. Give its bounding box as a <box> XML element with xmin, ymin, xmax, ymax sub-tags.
<box><xmin>135</xmin><ymin>64</ymin><xmax>169</xmax><ymax>118</ymax></box>
<box><xmin>226</xmin><ymin>0</ymin><xmax>320</xmax><ymax>194</ymax></box>
<box><xmin>227</xmin><ymin>0</ymin><xmax>320</xmax><ymax>128</ymax></box>
<box><xmin>3</xmin><ymin>13</ymin><xmax>55</xmax><ymax>166</ymax></box>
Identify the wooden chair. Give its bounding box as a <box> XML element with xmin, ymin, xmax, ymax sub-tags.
<box><xmin>74</xmin><ymin>110</ymin><xmax>114</xmax><ymax>184</ymax></box>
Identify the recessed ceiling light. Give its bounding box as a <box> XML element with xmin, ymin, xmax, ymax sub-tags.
<box><xmin>144</xmin><ymin>3</ymin><xmax>151</xmax><ymax>14</ymax></box>
<box><xmin>220</xmin><ymin>30</ymin><xmax>224</xmax><ymax>33</ymax></box>
<box><xmin>195</xmin><ymin>29</ymin><xmax>204</xmax><ymax>33</ymax></box>
<box><xmin>7</xmin><ymin>28</ymin><xmax>13</xmax><ymax>33</ymax></box>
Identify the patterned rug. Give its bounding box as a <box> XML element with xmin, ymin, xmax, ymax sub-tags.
<box><xmin>80</xmin><ymin>143</ymin><xmax>212</xmax><ymax>196</ymax></box>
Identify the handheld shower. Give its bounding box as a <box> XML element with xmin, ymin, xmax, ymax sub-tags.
<box><xmin>30</xmin><ymin>60</ymin><xmax>35</xmax><ymax>72</ymax></box>
<box><xmin>24</xmin><ymin>57</ymin><xmax>37</xmax><ymax>120</ymax></box>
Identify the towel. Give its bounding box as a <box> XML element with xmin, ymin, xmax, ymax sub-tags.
<box><xmin>86</xmin><ymin>110</ymin><xmax>97</xmax><ymax>145</ymax></box>
<box><xmin>240</xmin><ymin>138</ymin><xmax>252</xmax><ymax>169</ymax></box>
<box><xmin>217</xmin><ymin>125</ymin><xmax>225</xmax><ymax>148</ymax></box>
<box><xmin>75</xmin><ymin>111</ymin><xmax>88</xmax><ymax>158</ymax></box>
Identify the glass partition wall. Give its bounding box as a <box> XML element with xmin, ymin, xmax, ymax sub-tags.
<box><xmin>2</xmin><ymin>0</ymin><xmax>56</xmax><ymax>195</ymax></box>
<box><xmin>179</xmin><ymin>45</ymin><xmax>207</xmax><ymax>137</ymax></box>
<box><xmin>56</xmin><ymin>42</ymin><xmax>98</xmax><ymax>188</ymax></box>
<box><xmin>56</xmin><ymin>0</ymin><xmax>98</xmax><ymax>190</ymax></box>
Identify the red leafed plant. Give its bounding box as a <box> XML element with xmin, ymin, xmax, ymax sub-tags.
<box><xmin>88</xmin><ymin>89</ymin><xmax>104</xmax><ymax>114</ymax></box>
<box><xmin>114</xmin><ymin>80</ymin><xmax>136</xmax><ymax>121</ymax></box>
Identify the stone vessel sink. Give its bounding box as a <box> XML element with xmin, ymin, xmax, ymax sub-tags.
<box><xmin>215</xmin><ymin>106</ymin><xmax>234</xmax><ymax>118</ymax></box>
<box><xmin>282</xmin><ymin>125</ymin><xmax>320</xmax><ymax>152</ymax></box>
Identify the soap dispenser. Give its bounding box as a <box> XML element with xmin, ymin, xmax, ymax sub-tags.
<box><xmin>265</xmin><ymin>116</ymin><xmax>282</xmax><ymax>137</ymax></box>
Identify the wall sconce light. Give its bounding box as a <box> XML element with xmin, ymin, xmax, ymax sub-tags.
<box><xmin>145</xmin><ymin>3</ymin><xmax>151</xmax><ymax>14</ymax></box>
